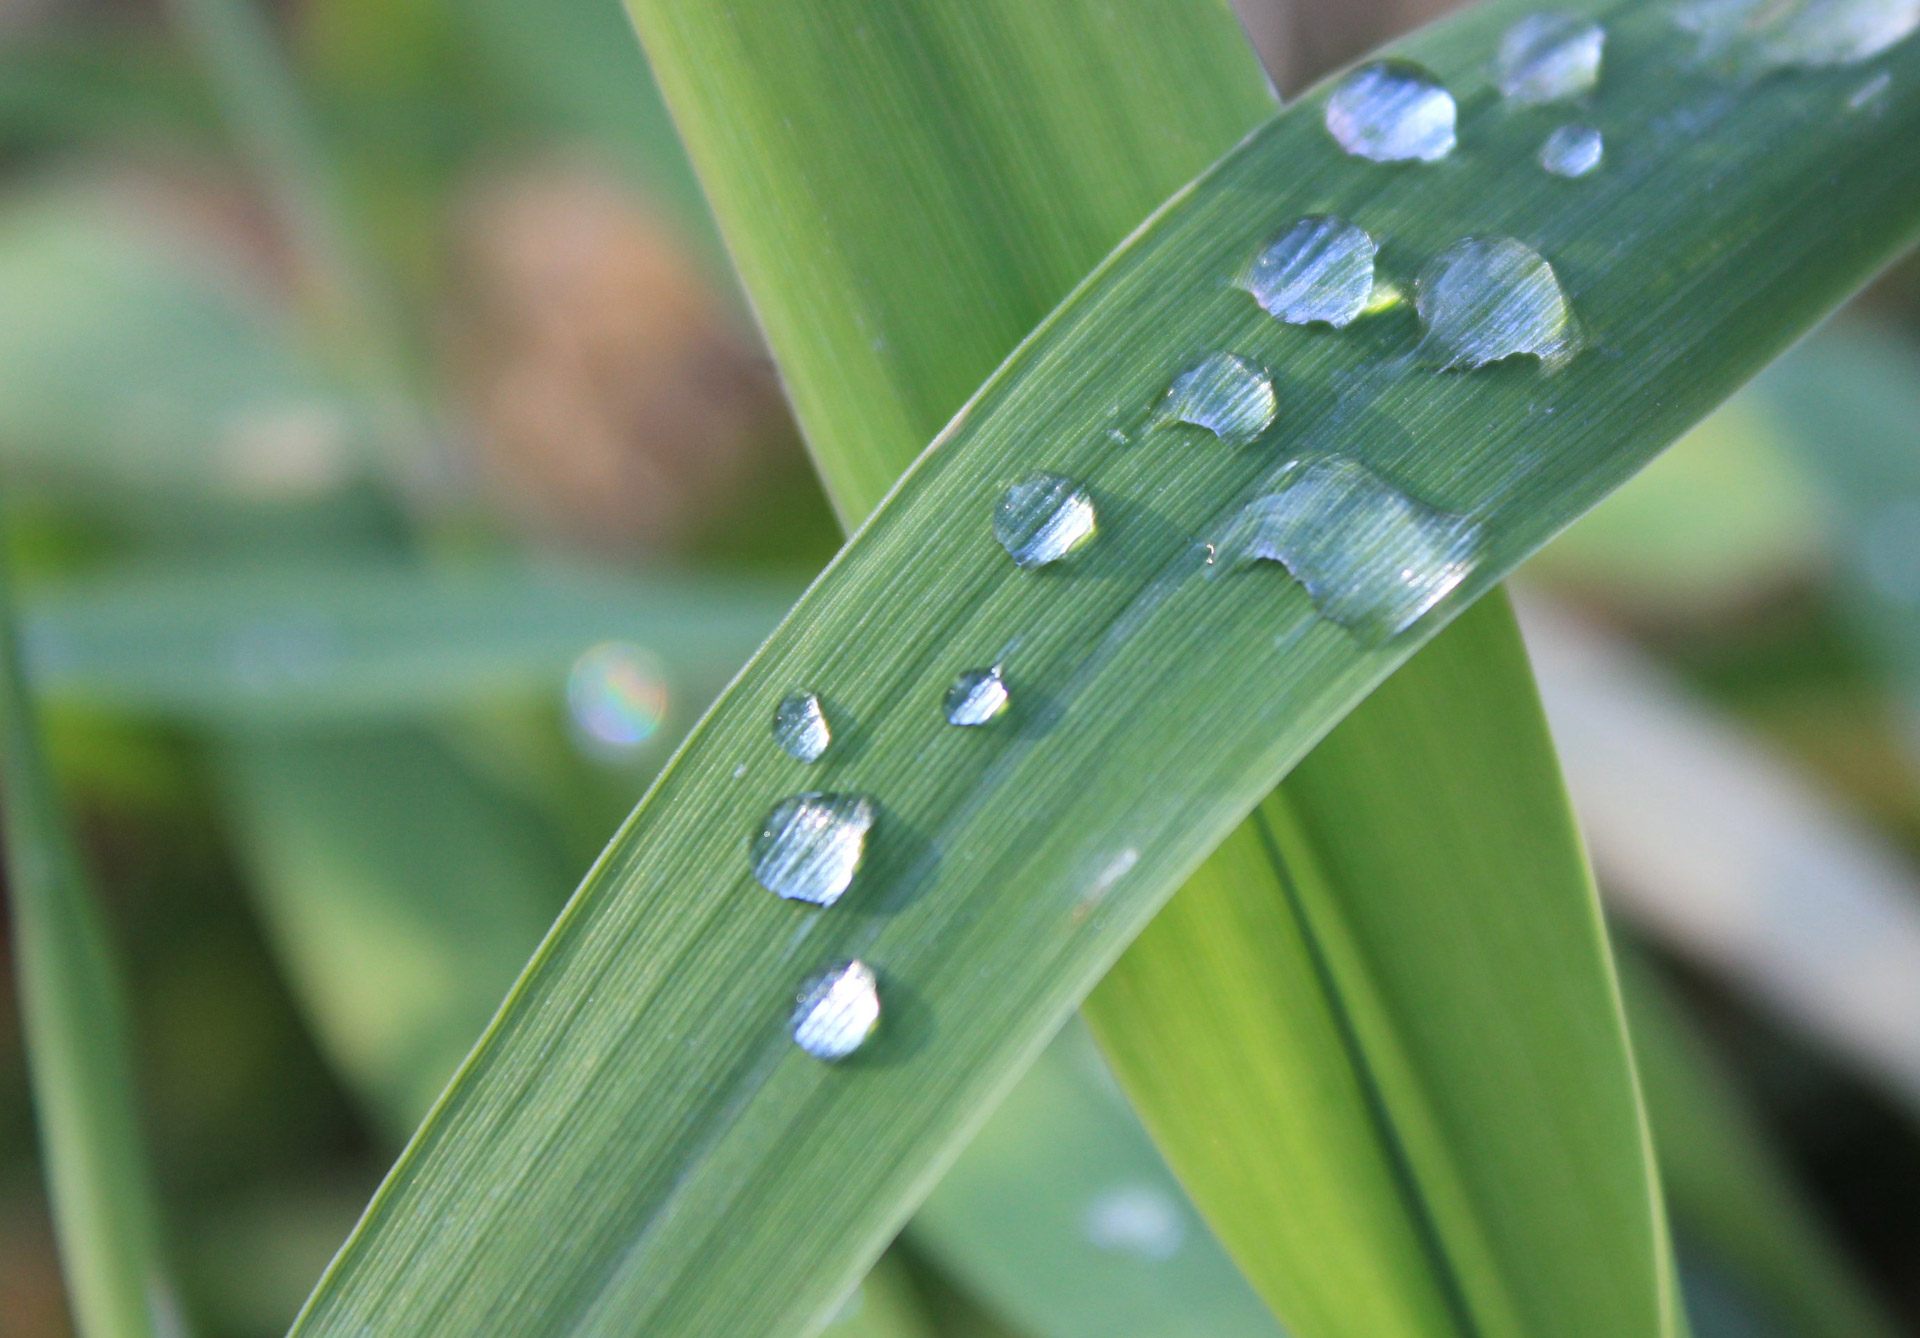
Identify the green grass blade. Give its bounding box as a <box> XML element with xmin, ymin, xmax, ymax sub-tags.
<box><xmin>289</xmin><ymin>1</ymin><xmax>1920</xmax><ymax>1334</ymax></box>
<box><xmin>0</xmin><ymin>565</ymin><xmax>176</xmax><ymax>1338</ymax></box>
<box><xmin>1088</xmin><ymin>592</ymin><xmax>1673</xmax><ymax>1338</ymax></box>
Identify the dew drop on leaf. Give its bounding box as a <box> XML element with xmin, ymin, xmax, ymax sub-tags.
<box><xmin>791</xmin><ymin>961</ymin><xmax>881</xmax><ymax>1061</ymax></box>
<box><xmin>944</xmin><ymin>666</ymin><xmax>1010</xmax><ymax>726</ymax></box>
<box><xmin>1160</xmin><ymin>353</ymin><xmax>1276</xmax><ymax>444</ymax></box>
<box><xmin>1416</xmin><ymin>236</ymin><xmax>1582</xmax><ymax>371</ymax></box>
<box><xmin>750</xmin><ymin>792</ymin><xmax>876</xmax><ymax>905</ymax></box>
<box><xmin>773</xmin><ymin>691</ymin><xmax>832</xmax><ymax>763</ymax></box>
<box><xmin>1539</xmin><ymin>124</ymin><xmax>1605</xmax><ymax>176</ymax></box>
<box><xmin>1240</xmin><ymin>216</ymin><xmax>1379</xmax><ymax>327</ymax></box>
<box><xmin>1210</xmin><ymin>456</ymin><xmax>1483</xmax><ymax>644</ymax></box>
<box><xmin>1498</xmin><ymin>13</ymin><xmax>1606</xmax><ymax>105</ymax></box>
<box><xmin>1324</xmin><ymin>60</ymin><xmax>1458</xmax><ymax>163</ymax></box>
<box><xmin>994</xmin><ymin>473</ymin><xmax>1098</xmax><ymax>567</ymax></box>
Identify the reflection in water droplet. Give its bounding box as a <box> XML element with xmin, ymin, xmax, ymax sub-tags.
<box><xmin>1498</xmin><ymin>13</ymin><xmax>1606</xmax><ymax>105</ymax></box>
<box><xmin>994</xmin><ymin>473</ymin><xmax>1098</xmax><ymax>567</ymax></box>
<box><xmin>568</xmin><ymin>641</ymin><xmax>670</xmax><ymax>748</ymax></box>
<box><xmin>1240</xmin><ymin>216</ymin><xmax>1379</xmax><ymax>328</ymax></box>
<box><xmin>944</xmin><ymin>666</ymin><xmax>1010</xmax><ymax>726</ymax></box>
<box><xmin>1416</xmin><ymin>236</ymin><xmax>1581</xmax><ymax>372</ymax></box>
<box><xmin>1539</xmin><ymin>124</ymin><xmax>1605</xmax><ymax>176</ymax></box>
<box><xmin>1211</xmin><ymin>456</ymin><xmax>1483</xmax><ymax>643</ymax></box>
<box><xmin>1083</xmin><ymin>1185</ymin><xmax>1188</xmax><ymax>1261</ymax></box>
<box><xmin>1849</xmin><ymin>68</ymin><xmax>1894</xmax><ymax>106</ymax></box>
<box><xmin>1860</xmin><ymin>496</ymin><xmax>1920</xmax><ymax>606</ymax></box>
<box><xmin>1161</xmin><ymin>353</ymin><xmax>1275</xmax><ymax>444</ymax></box>
<box><xmin>1325</xmin><ymin>61</ymin><xmax>1458</xmax><ymax>163</ymax></box>
<box><xmin>792</xmin><ymin>961</ymin><xmax>881</xmax><ymax>1061</ymax></box>
<box><xmin>750</xmin><ymin>793</ymin><xmax>876</xmax><ymax>906</ymax></box>
<box><xmin>773</xmin><ymin>691</ymin><xmax>832</xmax><ymax>763</ymax></box>
<box><xmin>1677</xmin><ymin>0</ymin><xmax>1920</xmax><ymax>70</ymax></box>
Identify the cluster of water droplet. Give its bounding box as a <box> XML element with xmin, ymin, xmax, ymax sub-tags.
<box><xmin>751</xmin><ymin>5</ymin><xmax>1916</xmax><ymax>1064</ymax></box>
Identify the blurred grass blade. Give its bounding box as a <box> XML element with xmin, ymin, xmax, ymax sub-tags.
<box><xmin>1619</xmin><ymin>950</ymin><xmax>1899</xmax><ymax>1338</ymax></box>
<box><xmin>0</xmin><ymin>565</ymin><xmax>176</xmax><ymax>1338</ymax></box>
<box><xmin>1519</xmin><ymin>594</ymin><xmax>1920</xmax><ymax>1112</ymax></box>
<box><xmin>637</xmin><ymin>0</ymin><xmax>1667</xmax><ymax>1334</ymax></box>
<box><xmin>912</xmin><ymin>1020</ymin><xmax>1284</xmax><ymax>1338</ymax></box>
<box><xmin>822</xmin><ymin>1255</ymin><xmax>942</xmax><ymax>1338</ymax></box>
<box><xmin>290</xmin><ymin>1</ymin><xmax>1920</xmax><ymax>1334</ymax></box>
<box><xmin>21</xmin><ymin>563</ymin><xmax>796</xmax><ymax>726</ymax></box>
<box><xmin>1087</xmin><ymin>591</ymin><xmax>1672</xmax><ymax>1338</ymax></box>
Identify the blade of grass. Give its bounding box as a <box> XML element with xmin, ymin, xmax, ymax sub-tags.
<box><xmin>290</xmin><ymin>2</ymin><xmax>1920</xmax><ymax>1335</ymax></box>
<box><xmin>0</xmin><ymin>560</ymin><xmax>176</xmax><ymax>1338</ymax></box>
<box><xmin>633</xmin><ymin>0</ymin><xmax>1668</xmax><ymax>1333</ymax></box>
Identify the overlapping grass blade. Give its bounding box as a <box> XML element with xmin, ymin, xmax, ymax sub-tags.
<box><xmin>0</xmin><ymin>564</ymin><xmax>176</xmax><ymax>1338</ymax></box>
<box><xmin>287</xmin><ymin>1</ymin><xmax>1920</xmax><ymax>1334</ymax></box>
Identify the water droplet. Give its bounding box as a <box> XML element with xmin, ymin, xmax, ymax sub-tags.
<box><xmin>1210</xmin><ymin>456</ymin><xmax>1483</xmax><ymax>643</ymax></box>
<box><xmin>773</xmin><ymin>691</ymin><xmax>832</xmax><ymax>762</ymax></box>
<box><xmin>1498</xmin><ymin>13</ymin><xmax>1606</xmax><ymax>106</ymax></box>
<box><xmin>1160</xmin><ymin>353</ymin><xmax>1275</xmax><ymax>444</ymax></box>
<box><xmin>568</xmin><ymin>641</ymin><xmax>670</xmax><ymax>748</ymax></box>
<box><xmin>1677</xmin><ymin>0</ymin><xmax>1919</xmax><ymax>70</ymax></box>
<box><xmin>1416</xmin><ymin>236</ymin><xmax>1581</xmax><ymax>372</ymax></box>
<box><xmin>994</xmin><ymin>473</ymin><xmax>1098</xmax><ymax>567</ymax></box>
<box><xmin>1083</xmin><ymin>1185</ymin><xmax>1188</xmax><ymax>1261</ymax></box>
<box><xmin>944</xmin><ymin>666</ymin><xmax>1010</xmax><ymax>726</ymax></box>
<box><xmin>750</xmin><ymin>793</ymin><xmax>876</xmax><ymax>906</ymax></box>
<box><xmin>1539</xmin><ymin>123</ymin><xmax>1604</xmax><ymax>176</ymax></box>
<box><xmin>791</xmin><ymin>961</ymin><xmax>881</xmax><ymax>1061</ymax></box>
<box><xmin>1325</xmin><ymin>61</ymin><xmax>1458</xmax><ymax>163</ymax></box>
<box><xmin>1239</xmin><ymin>216</ymin><xmax>1379</xmax><ymax>328</ymax></box>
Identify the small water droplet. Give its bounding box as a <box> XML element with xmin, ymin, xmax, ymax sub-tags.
<box><xmin>1107</xmin><ymin>426</ymin><xmax>1131</xmax><ymax>445</ymax></box>
<box><xmin>1539</xmin><ymin>123</ymin><xmax>1604</xmax><ymax>176</ymax></box>
<box><xmin>1210</xmin><ymin>456</ymin><xmax>1483</xmax><ymax>643</ymax></box>
<box><xmin>568</xmin><ymin>641</ymin><xmax>670</xmax><ymax>748</ymax></box>
<box><xmin>1677</xmin><ymin>0</ymin><xmax>1919</xmax><ymax>71</ymax></box>
<box><xmin>750</xmin><ymin>793</ymin><xmax>876</xmax><ymax>906</ymax></box>
<box><xmin>1416</xmin><ymin>236</ymin><xmax>1581</xmax><ymax>372</ymax></box>
<box><xmin>994</xmin><ymin>473</ymin><xmax>1098</xmax><ymax>567</ymax></box>
<box><xmin>1160</xmin><ymin>353</ymin><xmax>1275</xmax><ymax>444</ymax></box>
<box><xmin>1083</xmin><ymin>1185</ymin><xmax>1188</xmax><ymax>1261</ymax></box>
<box><xmin>1325</xmin><ymin>61</ymin><xmax>1458</xmax><ymax>163</ymax></box>
<box><xmin>773</xmin><ymin>691</ymin><xmax>832</xmax><ymax>762</ymax></box>
<box><xmin>1239</xmin><ymin>216</ymin><xmax>1379</xmax><ymax>328</ymax></box>
<box><xmin>1498</xmin><ymin>13</ymin><xmax>1606</xmax><ymax>105</ymax></box>
<box><xmin>944</xmin><ymin>666</ymin><xmax>1010</xmax><ymax>726</ymax></box>
<box><xmin>791</xmin><ymin>961</ymin><xmax>881</xmax><ymax>1061</ymax></box>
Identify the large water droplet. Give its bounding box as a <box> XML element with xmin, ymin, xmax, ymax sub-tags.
<box><xmin>994</xmin><ymin>473</ymin><xmax>1097</xmax><ymax>567</ymax></box>
<box><xmin>750</xmin><ymin>793</ymin><xmax>876</xmax><ymax>906</ymax></box>
<box><xmin>1539</xmin><ymin>123</ymin><xmax>1604</xmax><ymax>176</ymax></box>
<box><xmin>1160</xmin><ymin>353</ymin><xmax>1275</xmax><ymax>444</ymax></box>
<box><xmin>1416</xmin><ymin>236</ymin><xmax>1581</xmax><ymax>371</ymax></box>
<box><xmin>1677</xmin><ymin>0</ymin><xmax>1920</xmax><ymax>70</ymax></box>
<box><xmin>1210</xmin><ymin>456</ymin><xmax>1483</xmax><ymax>643</ymax></box>
<box><xmin>1240</xmin><ymin>216</ymin><xmax>1379</xmax><ymax>327</ymax></box>
<box><xmin>1325</xmin><ymin>61</ymin><xmax>1458</xmax><ymax>163</ymax></box>
<box><xmin>1498</xmin><ymin>13</ymin><xmax>1606</xmax><ymax>105</ymax></box>
<box><xmin>1083</xmin><ymin>1185</ymin><xmax>1188</xmax><ymax>1261</ymax></box>
<box><xmin>773</xmin><ymin>691</ymin><xmax>831</xmax><ymax>763</ymax></box>
<box><xmin>568</xmin><ymin>641</ymin><xmax>670</xmax><ymax>749</ymax></box>
<box><xmin>944</xmin><ymin>666</ymin><xmax>1010</xmax><ymax>726</ymax></box>
<box><xmin>791</xmin><ymin>961</ymin><xmax>881</xmax><ymax>1061</ymax></box>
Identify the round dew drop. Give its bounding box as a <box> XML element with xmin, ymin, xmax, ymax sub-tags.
<box><xmin>791</xmin><ymin>961</ymin><xmax>881</xmax><ymax>1061</ymax></box>
<box><xmin>1241</xmin><ymin>216</ymin><xmax>1379</xmax><ymax>327</ymax></box>
<box><xmin>1415</xmin><ymin>235</ymin><xmax>1582</xmax><ymax>372</ymax></box>
<box><xmin>1160</xmin><ymin>353</ymin><xmax>1275</xmax><ymax>444</ymax></box>
<box><xmin>994</xmin><ymin>473</ymin><xmax>1097</xmax><ymax>567</ymax></box>
<box><xmin>944</xmin><ymin>666</ymin><xmax>1010</xmax><ymax>726</ymax></box>
<box><xmin>750</xmin><ymin>792</ymin><xmax>876</xmax><ymax>906</ymax></box>
<box><xmin>772</xmin><ymin>690</ymin><xmax>832</xmax><ymax>763</ymax></box>
<box><xmin>1324</xmin><ymin>61</ymin><xmax>1457</xmax><ymax>163</ymax></box>
<box><xmin>1539</xmin><ymin>124</ymin><xmax>1604</xmax><ymax>177</ymax></box>
<box><xmin>1497</xmin><ymin>13</ymin><xmax>1606</xmax><ymax>106</ymax></box>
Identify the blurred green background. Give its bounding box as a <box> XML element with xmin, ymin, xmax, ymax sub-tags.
<box><xmin>3</xmin><ymin>1</ymin><xmax>1920</xmax><ymax>1335</ymax></box>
